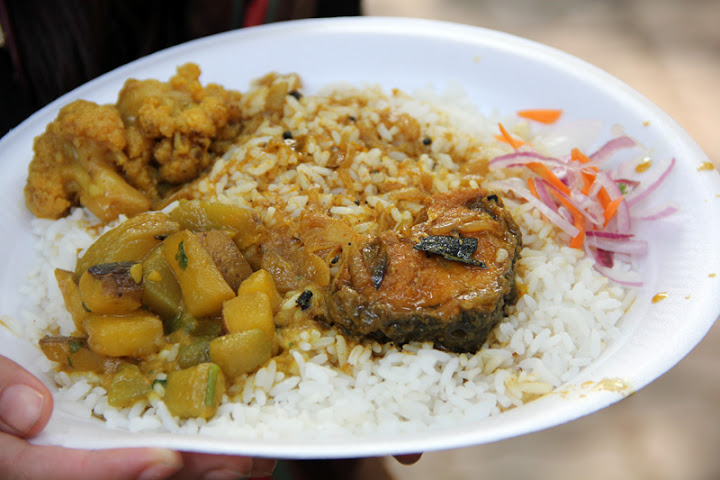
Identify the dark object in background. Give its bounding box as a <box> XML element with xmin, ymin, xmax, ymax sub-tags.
<box><xmin>0</xmin><ymin>0</ymin><xmax>361</xmax><ymax>137</ymax></box>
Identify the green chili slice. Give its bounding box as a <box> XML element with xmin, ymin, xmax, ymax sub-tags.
<box><xmin>69</xmin><ymin>340</ymin><xmax>83</xmax><ymax>354</ymax></box>
<box><xmin>205</xmin><ymin>364</ymin><xmax>220</xmax><ymax>407</ymax></box>
<box><xmin>175</xmin><ymin>241</ymin><xmax>188</xmax><ymax>270</ymax></box>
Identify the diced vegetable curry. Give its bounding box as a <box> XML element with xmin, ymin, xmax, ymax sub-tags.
<box><xmin>40</xmin><ymin>201</ymin><xmax>295</xmax><ymax>419</ymax></box>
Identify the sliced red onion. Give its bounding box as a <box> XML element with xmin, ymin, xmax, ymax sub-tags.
<box><xmin>534</xmin><ymin>178</ymin><xmax>558</xmax><ymax>213</ymax></box>
<box><xmin>589</xmin><ymin>135</ymin><xmax>637</xmax><ymax>162</ymax></box>
<box><xmin>585</xmin><ymin>235</ymin><xmax>648</xmax><ymax>255</ymax></box>
<box><xmin>593</xmin><ymin>248</ymin><xmax>614</xmax><ymax>268</ymax></box>
<box><xmin>593</xmin><ymin>264</ymin><xmax>644</xmax><ymax>287</ymax></box>
<box><xmin>585</xmin><ymin>231</ymin><xmax>634</xmax><ymax>240</ymax></box>
<box><xmin>626</xmin><ymin>157</ymin><xmax>676</xmax><ymax>208</ymax></box>
<box><xmin>488</xmin><ymin>151</ymin><xmax>565</xmax><ymax>170</ymax></box>
<box><xmin>632</xmin><ymin>204</ymin><xmax>679</xmax><ymax>221</ymax></box>
<box><xmin>490</xmin><ymin>131</ymin><xmax>676</xmax><ymax>289</ymax></box>
<box><xmin>492</xmin><ymin>179</ymin><xmax>580</xmax><ymax>237</ymax></box>
<box><xmin>543</xmin><ymin>180</ymin><xmax>604</xmax><ymax>226</ymax></box>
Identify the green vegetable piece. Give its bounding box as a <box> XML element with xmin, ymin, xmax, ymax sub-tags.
<box><xmin>107</xmin><ymin>364</ymin><xmax>152</xmax><ymax>408</ymax></box>
<box><xmin>167</xmin><ymin>200</ymin><xmax>263</xmax><ymax>249</ymax></box>
<box><xmin>165</xmin><ymin>311</ymin><xmax>199</xmax><ymax>336</ymax></box>
<box><xmin>142</xmin><ymin>244</ymin><xmax>183</xmax><ymax>321</ymax></box>
<box><xmin>176</xmin><ymin>241</ymin><xmax>189</xmax><ymax>270</ymax></box>
<box><xmin>164</xmin><ymin>363</ymin><xmax>225</xmax><ymax>419</ymax></box>
<box><xmin>152</xmin><ymin>378</ymin><xmax>167</xmax><ymax>389</ymax></box>
<box><xmin>205</xmin><ymin>364</ymin><xmax>220</xmax><ymax>407</ymax></box>
<box><xmin>74</xmin><ymin>212</ymin><xmax>179</xmax><ymax>281</ymax></box>
<box><xmin>194</xmin><ymin>318</ymin><xmax>223</xmax><ymax>338</ymax></box>
<box><xmin>69</xmin><ymin>340</ymin><xmax>82</xmax><ymax>354</ymax></box>
<box><xmin>177</xmin><ymin>339</ymin><xmax>211</xmax><ymax>369</ymax></box>
<box><xmin>413</xmin><ymin>235</ymin><xmax>487</xmax><ymax>267</ymax></box>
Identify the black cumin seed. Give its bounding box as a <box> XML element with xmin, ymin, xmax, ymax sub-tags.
<box><xmin>423</xmin><ymin>137</ymin><xmax>432</xmax><ymax>145</ymax></box>
<box><xmin>487</xmin><ymin>194</ymin><xmax>499</xmax><ymax>202</ymax></box>
<box><xmin>331</xmin><ymin>255</ymin><xmax>340</xmax><ymax>264</ymax></box>
<box><xmin>283</xmin><ymin>130</ymin><xmax>293</xmax><ymax>139</ymax></box>
<box><xmin>296</xmin><ymin>290</ymin><xmax>313</xmax><ymax>311</ymax></box>
<box><xmin>288</xmin><ymin>90</ymin><xmax>302</xmax><ymax>99</ymax></box>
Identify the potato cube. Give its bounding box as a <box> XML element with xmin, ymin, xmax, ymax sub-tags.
<box><xmin>83</xmin><ymin>312</ymin><xmax>163</xmax><ymax>357</ymax></box>
<box><xmin>209</xmin><ymin>330</ymin><xmax>272</xmax><ymax>379</ymax></box>
<box><xmin>222</xmin><ymin>291</ymin><xmax>274</xmax><ymax>336</ymax></box>
<box><xmin>222</xmin><ymin>291</ymin><xmax>278</xmax><ymax>354</ymax></box>
<box><xmin>236</xmin><ymin>269</ymin><xmax>282</xmax><ymax>314</ymax></box>
<box><xmin>54</xmin><ymin>269</ymin><xmax>89</xmax><ymax>334</ymax></box>
<box><xmin>164</xmin><ymin>363</ymin><xmax>225</xmax><ymax>419</ymax></box>
<box><xmin>38</xmin><ymin>336</ymin><xmax>111</xmax><ymax>372</ymax></box>
<box><xmin>163</xmin><ymin>230</ymin><xmax>235</xmax><ymax>317</ymax></box>
<box><xmin>79</xmin><ymin>262</ymin><xmax>144</xmax><ymax>315</ymax></box>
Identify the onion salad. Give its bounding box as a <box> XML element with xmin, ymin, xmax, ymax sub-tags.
<box><xmin>489</xmin><ymin>111</ymin><xmax>677</xmax><ymax>287</ymax></box>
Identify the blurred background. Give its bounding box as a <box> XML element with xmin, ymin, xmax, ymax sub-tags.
<box><xmin>2</xmin><ymin>0</ymin><xmax>718</xmax><ymax>478</ymax></box>
<box><xmin>362</xmin><ymin>1</ymin><xmax>720</xmax><ymax>479</ymax></box>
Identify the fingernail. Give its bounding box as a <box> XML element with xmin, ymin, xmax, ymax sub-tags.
<box><xmin>138</xmin><ymin>450</ymin><xmax>183</xmax><ymax>480</ymax></box>
<box><xmin>0</xmin><ymin>384</ymin><xmax>45</xmax><ymax>436</ymax></box>
<box><xmin>203</xmin><ymin>468</ymin><xmax>248</xmax><ymax>480</ymax></box>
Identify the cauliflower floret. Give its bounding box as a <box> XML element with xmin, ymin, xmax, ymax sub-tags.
<box><xmin>24</xmin><ymin>100</ymin><xmax>151</xmax><ymax>222</ymax></box>
<box><xmin>24</xmin><ymin>64</ymin><xmax>245</xmax><ymax>222</ymax></box>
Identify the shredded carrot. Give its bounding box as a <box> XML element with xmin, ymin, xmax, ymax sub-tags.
<box><xmin>570</xmin><ymin>147</ymin><xmax>592</xmax><ymax>164</ymax></box>
<box><xmin>570</xmin><ymin>217</ymin><xmax>586</xmax><ymax>248</ymax></box>
<box><xmin>517</xmin><ymin>109</ymin><xmax>563</xmax><ymax>124</ymax></box>
<box><xmin>597</xmin><ymin>187</ymin><xmax>611</xmax><ymax>209</ymax></box>
<box><xmin>580</xmin><ymin>171</ymin><xmax>596</xmax><ymax>196</ymax></box>
<box><xmin>547</xmin><ymin>187</ymin><xmax>586</xmax><ymax>248</ymax></box>
<box><xmin>497</xmin><ymin>123</ymin><xmax>525</xmax><ymax>150</ymax></box>
<box><xmin>527</xmin><ymin>162</ymin><xmax>571</xmax><ymax>196</ymax></box>
<box><xmin>603</xmin><ymin>196</ymin><xmax>625</xmax><ymax>226</ymax></box>
<box><xmin>527</xmin><ymin>177</ymin><xmax>540</xmax><ymax>199</ymax></box>
<box><xmin>571</xmin><ymin>148</ymin><xmax>599</xmax><ymax>195</ymax></box>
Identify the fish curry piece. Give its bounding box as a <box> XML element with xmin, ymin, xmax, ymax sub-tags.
<box><xmin>319</xmin><ymin>188</ymin><xmax>522</xmax><ymax>353</ymax></box>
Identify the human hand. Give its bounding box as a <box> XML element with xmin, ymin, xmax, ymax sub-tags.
<box><xmin>0</xmin><ymin>355</ymin><xmax>275</xmax><ymax>479</ymax></box>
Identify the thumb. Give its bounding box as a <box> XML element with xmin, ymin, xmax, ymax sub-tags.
<box><xmin>0</xmin><ymin>355</ymin><xmax>184</xmax><ymax>480</ymax></box>
<box><xmin>0</xmin><ymin>355</ymin><xmax>53</xmax><ymax>438</ymax></box>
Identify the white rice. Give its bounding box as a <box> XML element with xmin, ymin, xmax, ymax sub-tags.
<box><xmin>19</xmin><ymin>79</ymin><xmax>635</xmax><ymax>439</ymax></box>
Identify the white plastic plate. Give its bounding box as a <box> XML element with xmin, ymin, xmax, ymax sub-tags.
<box><xmin>1</xmin><ymin>17</ymin><xmax>718</xmax><ymax>459</ymax></box>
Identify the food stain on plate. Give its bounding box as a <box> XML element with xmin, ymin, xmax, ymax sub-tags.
<box><xmin>652</xmin><ymin>292</ymin><xmax>669</xmax><ymax>303</ymax></box>
<box><xmin>554</xmin><ymin>378</ymin><xmax>633</xmax><ymax>400</ymax></box>
<box><xmin>697</xmin><ymin>161</ymin><xmax>715</xmax><ymax>172</ymax></box>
